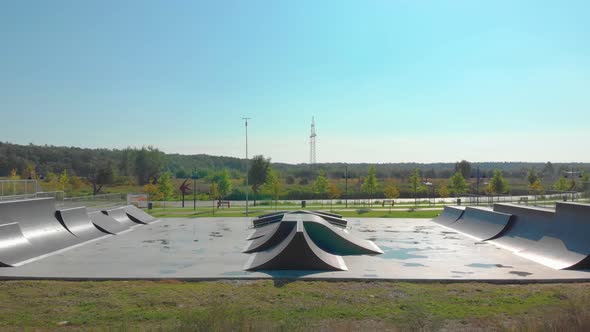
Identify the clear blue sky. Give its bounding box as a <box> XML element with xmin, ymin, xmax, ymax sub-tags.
<box><xmin>1</xmin><ymin>1</ymin><xmax>589</xmax><ymax>163</ymax></box>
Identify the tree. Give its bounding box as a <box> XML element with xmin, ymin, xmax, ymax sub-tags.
<box><xmin>488</xmin><ymin>170</ymin><xmax>509</xmax><ymax>194</ymax></box>
<box><xmin>328</xmin><ymin>183</ymin><xmax>342</xmax><ymax>212</ymax></box>
<box><xmin>527</xmin><ymin>169</ymin><xmax>539</xmax><ymax>185</ymax></box>
<box><xmin>211</xmin><ymin>169</ymin><xmax>232</xmax><ymax>200</ymax></box>
<box><xmin>263</xmin><ymin>169</ymin><xmax>282</xmax><ymax>211</ymax></box>
<box><xmin>157</xmin><ymin>171</ymin><xmax>173</xmax><ymax>210</ymax></box>
<box><xmin>88</xmin><ymin>162</ymin><xmax>115</xmax><ymax>195</ymax></box>
<box><xmin>24</xmin><ymin>164</ymin><xmax>36</xmax><ymax>180</ymax></box>
<box><xmin>438</xmin><ymin>184</ymin><xmax>450</xmax><ymax>198</ymax></box>
<box><xmin>409</xmin><ymin>169</ymin><xmax>424</xmax><ymax>206</ymax></box>
<box><xmin>449</xmin><ymin>171</ymin><xmax>468</xmax><ymax>196</ymax></box>
<box><xmin>553</xmin><ymin>176</ymin><xmax>571</xmax><ymax>191</ymax></box>
<box><xmin>529</xmin><ymin>179</ymin><xmax>544</xmax><ymax>194</ymax></box>
<box><xmin>455</xmin><ymin>160</ymin><xmax>472</xmax><ymax>179</ymax></box>
<box><xmin>143</xmin><ymin>183</ymin><xmax>162</xmax><ymax>201</ymax></box>
<box><xmin>542</xmin><ymin>162</ymin><xmax>555</xmax><ymax>179</ymax></box>
<box><xmin>69</xmin><ymin>176</ymin><xmax>84</xmax><ymax>193</ymax></box>
<box><xmin>9</xmin><ymin>168</ymin><xmax>19</xmax><ymax>180</ymax></box>
<box><xmin>361</xmin><ymin>166</ymin><xmax>378</xmax><ymax>207</ymax></box>
<box><xmin>312</xmin><ymin>170</ymin><xmax>329</xmax><ymax>206</ymax></box>
<box><xmin>209</xmin><ymin>182</ymin><xmax>219</xmax><ymax>214</ymax></box>
<box><xmin>383</xmin><ymin>181</ymin><xmax>400</xmax><ymax>212</ymax></box>
<box><xmin>58</xmin><ymin>169</ymin><xmax>70</xmax><ymax>192</ymax></box>
<box><xmin>248</xmin><ymin>155</ymin><xmax>270</xmax><ymax>206</ymax></box>
<box><xmin>134</xmin><ymin>146</ymin><xmax>165</xmax><ymax>185</ymax></box>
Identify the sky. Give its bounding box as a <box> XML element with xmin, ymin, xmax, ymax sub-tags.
<box><xmin>1</xmin><ymin>1</ymin><xmax>589</xmax><ymax>164</ymax></box>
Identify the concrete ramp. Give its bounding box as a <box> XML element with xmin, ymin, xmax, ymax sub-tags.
<box><xmin>0</xmin><ymin>222</ymin><xmax>36</xmax><ymax>266</ymax></box>
<box><xmin>245</xmin><ymin>221</ymin><xmax>348</xmax><ymax>271</ymax></box>
<box><xmin>56</xmin><ymin>207</ymin><xmax>110</xmax><ymax>241</ymax></box>
<box><xmin>252</xmin><ymin>212</ymin><xmax>285</xmax><ymax>227</ymax></box>
<box><xmin>490</xmin><ymin>204</ymin><xmax>554</xmax><ymax>252</ymax></box>
<box><xmin>515</xmin><ymin>202</ymin><xmax>590</xmax><ymax>270</ymax></box>
<box><xmin>301</xmin><ymin>214</ymin><xmax>383</xmax><ymax>255</ymax></box>
<box><xmin>124</xmin><ymin>205</ymin><xmax>157</xmax><ymax>224</ymax></box>
<box><xmin>88</xmin><ymin>211</ymin><xmax>129</xmax><ymax>234</ymax></box>
<box><xmin>450</xmin><ymin>207</ymin><xmax>513</xmax><ymax>241</ymax></box>
<box><xmin>291</xmin><ymin>210</ymin><xmax>348</xmax><ymax>227</ymax></box>
<box><xmin>432</xmin><ymin>206</ymin><xmax>465</xmax><ymax>227</ymax></box>
<box><xmin>0</xmin><ymin>198</ymin><xmax>82</xmax><ymax>260</ymax></box>
<box><xmin>247</xmin><ymin>222</ymin><xmax>280</xmax><ymax>240</ymax></box>
<box><xmin>243</xmin><ymin>220</ymin><xmax>296</xmax><ymax>253</ymax></box>
<box><xmin>102</xmin><ymin>207</ymin><xmax>141</xmax><ymax>228</ymax></box>
<box><xmin>311</xmin><ymin>210</ymin><xmax>342</xmax><ymax>218</ymax></box>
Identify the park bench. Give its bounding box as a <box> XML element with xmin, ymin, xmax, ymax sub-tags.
<box><xmin>217</xmin><ymin>200</ymin><xmax>230</xmax><ymax>209</ymax></box>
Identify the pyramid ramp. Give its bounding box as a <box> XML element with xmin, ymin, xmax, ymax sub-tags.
<box><xmin>247</xmin><ymin>222</ymin><xmax>280</xmax><ymax>240</ymax></box>
<box><xmin>245</xmin><ymin>220</ymin><xmax>348</xmax><ymax>271</ymax></box>
<box><xmin>243</xmin><ymin>220</ymin><xmax>296</xmax><ymax>253</ymax></box>
<box><xmin>301</xmin><ymin>214</ymin><xmax>383</xmax><ymax>255</ymax></box>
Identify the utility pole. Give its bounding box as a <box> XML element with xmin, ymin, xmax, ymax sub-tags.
<box><xmin>243</xmin><ymin>117</ymin><xmax>251</xmax><ymax>216</ymax></box>
<box><xmin>192</xmin><ymin>168</ymin><xmax>198</xmax><ymax>211</ymax></box>
<box><xmin>345</xmin><ymin>165</ymin><xmax>348</xmax><ymax>208</ymax></box>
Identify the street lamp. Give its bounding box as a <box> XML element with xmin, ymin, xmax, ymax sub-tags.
<box><xmin>242</xmin><ymin>117</ymin><xmax>251</xmax><ymax>216</ymax></box>
<box><xmin>423</xmin><ymin>179</ymin><xmax>433</xmax><ymax>206</ymax></box>
<box><xmin>563</xmin><ymin>167</ymin><xmax>582</xmax><ymax>201</ymax></box>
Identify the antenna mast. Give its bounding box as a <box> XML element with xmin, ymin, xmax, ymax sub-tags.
<box><xmin>310</xmin><ymin>117</ymin><xmax>316</xmax><ymax>164</ymax></box>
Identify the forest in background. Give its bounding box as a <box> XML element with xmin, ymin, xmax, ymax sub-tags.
<box><xmin>1</xmin><ymin>142</ymin><xmax>588</xmax><ymax>200</ymax></box>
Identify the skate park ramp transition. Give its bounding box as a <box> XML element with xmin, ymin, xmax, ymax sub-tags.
<box><xmin>244</xmin><ymin>211</ymin><xmax>382</xmax><ymax>271</ymax></box>
<box><xmin>434</xmin><ymin>202</ymin><xmax>590</xmax><ymax>270</ymax></box>
<box><xmin>0</xmin><ymin>198</ymin><xmax>157</xmax><ymax>267</ymax></box>
<box><xmin>432</xmin><ymin>206</ymin><xmax>465</xmax><ymax>227</ymax></box>
<box><xmin>439</xmin><ymin>206</ymin><xmax>513</xmax><ymax>241</ymax></box>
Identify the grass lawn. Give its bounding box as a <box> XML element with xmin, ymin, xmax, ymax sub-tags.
<box><xmin>1</xmin><ymin>280</ymin><xmax>589</xmax><ymax>331</ymax></box>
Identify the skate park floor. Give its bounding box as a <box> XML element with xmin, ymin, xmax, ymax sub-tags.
<box><xmin>1</xmin><ymin>217</ymin><xmax>589</xmax><ymax>281</ymax></box>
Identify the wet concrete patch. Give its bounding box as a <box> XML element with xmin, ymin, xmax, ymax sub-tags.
<box><xmin>380</xmin><ymin>247</ymin><xmax>428</xmax><ymax>260</ymax></box>
<box><xmin>510</xmin><ymin>271</ymin><xmax>533</xmax><ymax>277</ymax></box>
<box><xmin>466</xmin><ymin>263</ymin><xmax>514</xmax><ymax>269</ymax></box>
<box><xmin>403</xmin><ymin>263</ymin><xmax>426</xmax><ymax>267</ymax></box>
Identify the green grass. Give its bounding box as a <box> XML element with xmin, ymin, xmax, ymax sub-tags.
<box><xmin>1</xmin><ymin>280</ymin><xmax>589</xmax><ymax>331</ymax></box>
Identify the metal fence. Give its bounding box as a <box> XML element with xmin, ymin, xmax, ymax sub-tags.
<box><xmin>0</xmin><ymin>180</ymin><xmax>41</xmax><ymax>198</ymax></box>
<box><xmin>60</xmin><ymin>193</ymin><xmax>125</xmax><ymax>211</ymax></box>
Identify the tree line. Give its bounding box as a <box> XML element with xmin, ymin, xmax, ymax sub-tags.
<box><xmin>1</xmin><ymin>142</ymin><xmax>588</xmax><ymax>199</ymax></box>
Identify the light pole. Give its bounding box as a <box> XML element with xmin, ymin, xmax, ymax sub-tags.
<box><xmin>345</xmin><ymin>165</ymin><xmax>348</xmax><ymax>209</ymax></box>
<box><xmin>243</xmin><ymin>117</ymin><xmax>251</xmax><ymax>216</ymax></box>
<box><xmin>564</xmin><ymin>167</ymin><xmax>581</xmax><ymax>202</ymax></box>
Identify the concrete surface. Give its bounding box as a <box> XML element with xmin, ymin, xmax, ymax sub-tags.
<box><xmin>0</xmin><ymin>217</ymin><xmax>589</xmax><ymax>281</ymax></box>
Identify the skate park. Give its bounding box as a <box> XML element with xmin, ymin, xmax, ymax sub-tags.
<box><xmin>1</xmin><ymin>196</ymin><xmax>590</xmax><ymax>282</ymax></box>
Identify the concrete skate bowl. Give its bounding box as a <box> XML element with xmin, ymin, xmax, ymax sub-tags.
<box><xmin>433</xmin><ymin>203</ymin><xmax>590</xmax><ymax>270</ymax></box>
<box><xmin>244</xmin><ymin>211</ymin><xmax>381</xmax><ymax>271</ymax></box>
<box><xmin>0</xmin><ymin>198</ymin><xmax>157</xmax><ymax>267</ymax></box>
